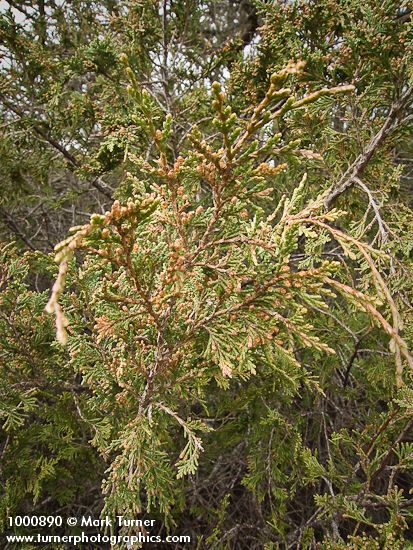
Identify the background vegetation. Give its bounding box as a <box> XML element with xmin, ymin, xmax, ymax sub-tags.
<box><xmin>1</xmin><ymin>1</ymin><xmax>413</xmax><ymax>548</ymax></box>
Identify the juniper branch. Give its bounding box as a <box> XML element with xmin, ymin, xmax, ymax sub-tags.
<box><xmin>324</xmin><ymin>86</ymin><xmax>413</xmax><ymax>208</ymax></box>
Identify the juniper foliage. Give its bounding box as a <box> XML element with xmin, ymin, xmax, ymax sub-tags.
<box><xmin>1</xmin><ymin>1</ymin><xmax>413</xmax><ymax>549</ymax></box>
